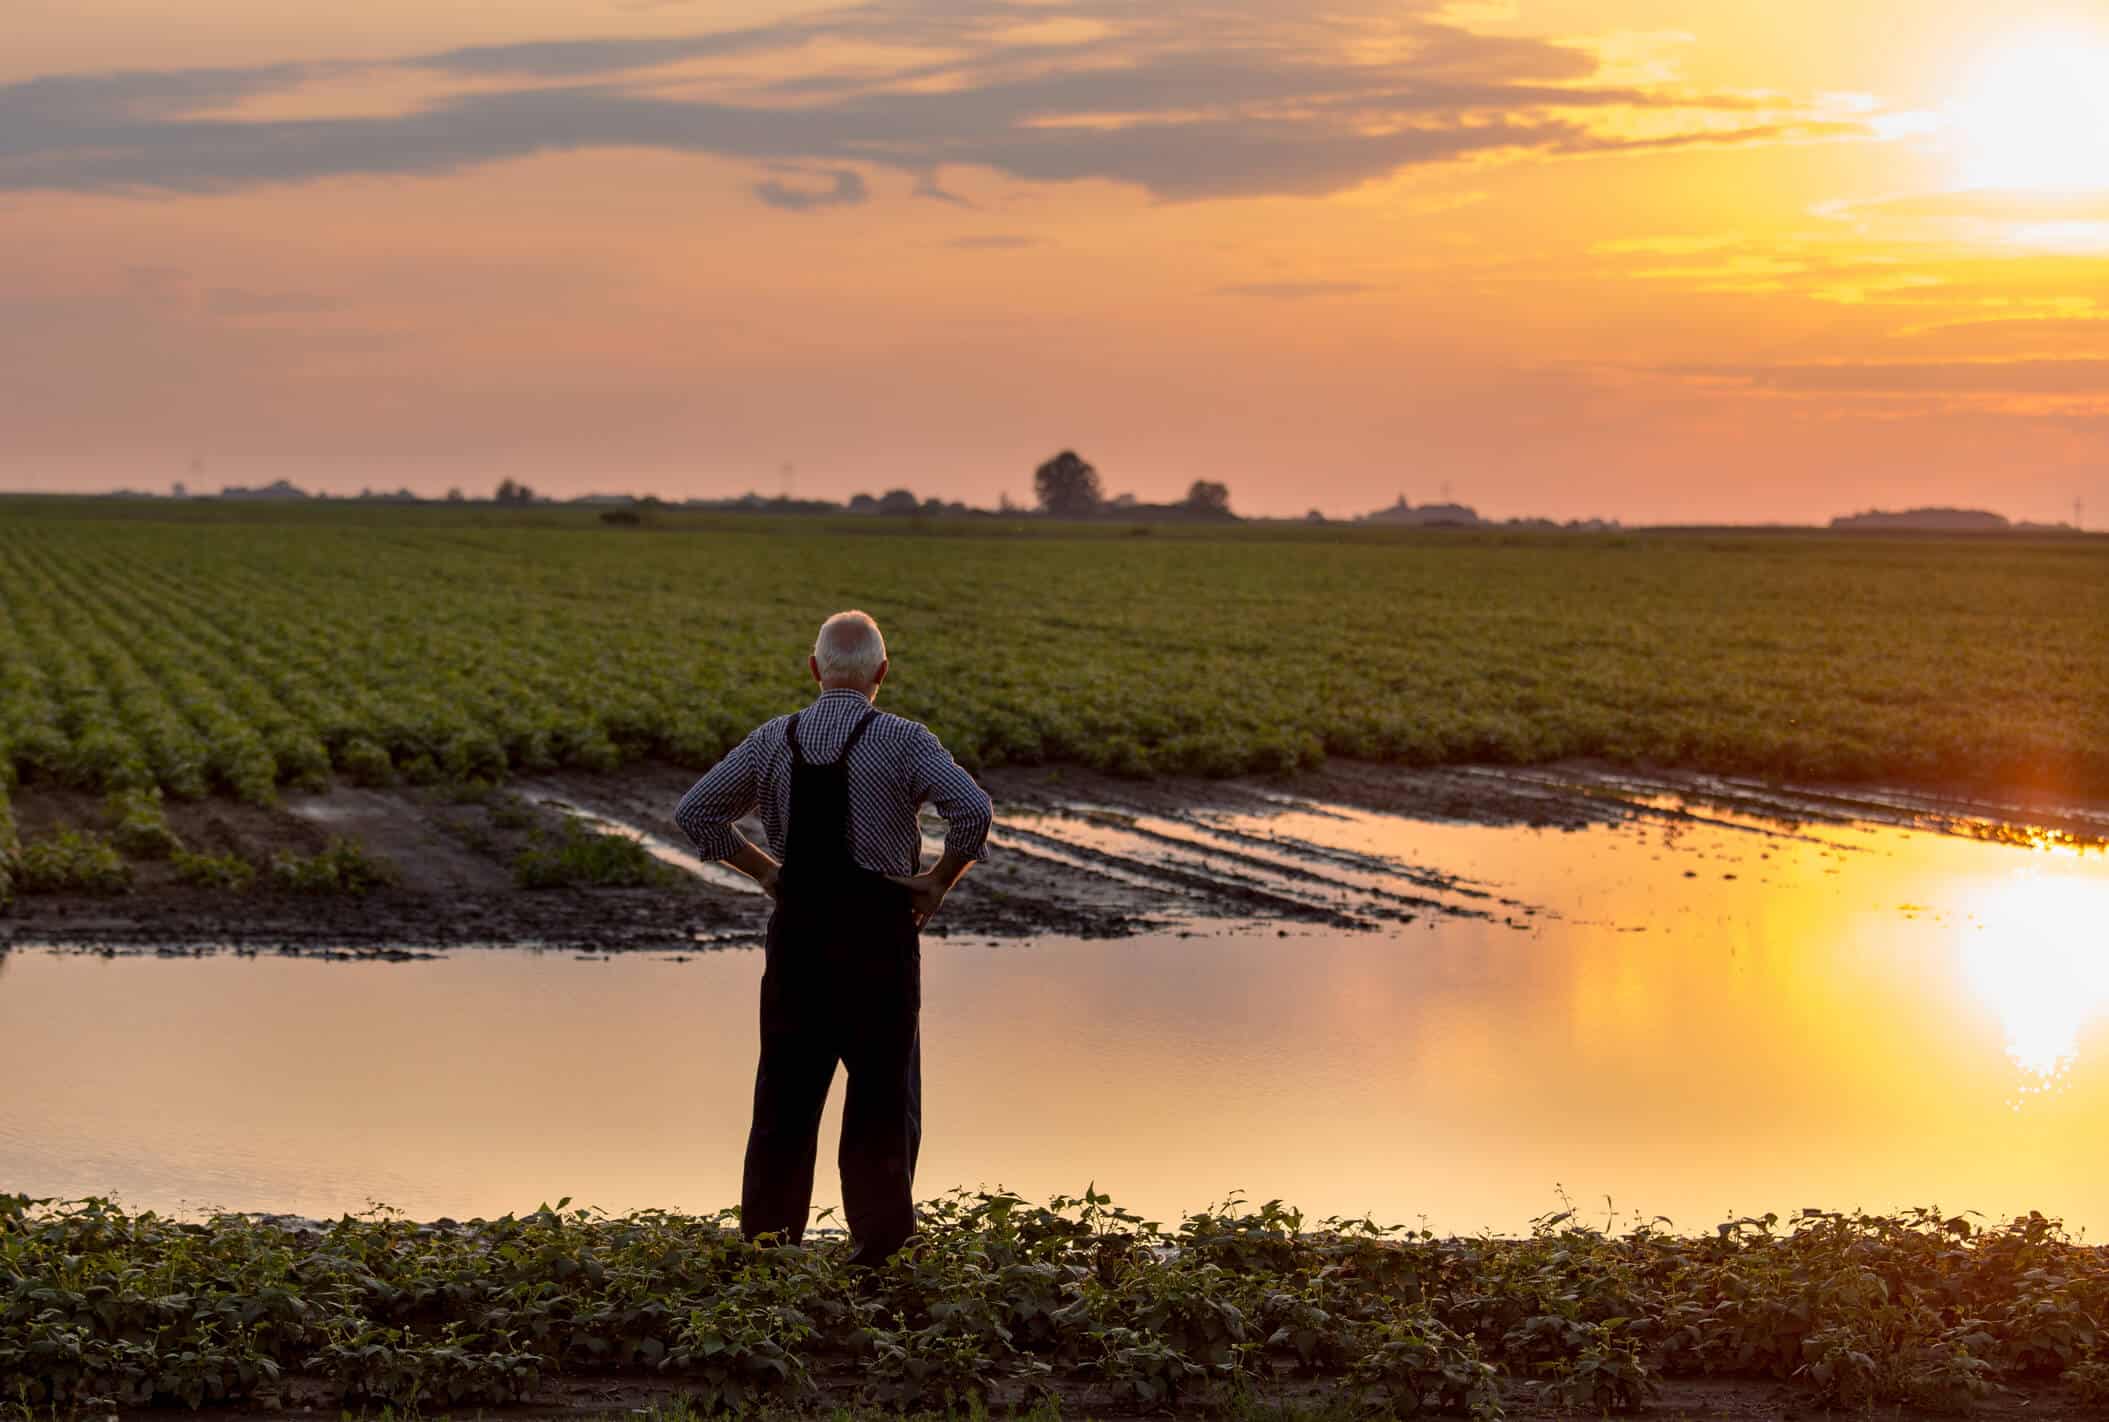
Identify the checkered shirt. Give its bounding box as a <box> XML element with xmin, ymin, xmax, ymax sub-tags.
<box><xmin>673</xmin><ymin>688</ymin><xmax>993</xmax><ymax>876</ymax></box>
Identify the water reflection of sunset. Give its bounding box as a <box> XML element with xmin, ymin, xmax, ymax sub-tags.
<box><xmin>5</xmin><ymin>801</ymin><xmax>2108</xmax><ymax>1233</ymax></box>
<box><xmin>1958</xmin><ymin>866</ymin><xmax>2109</xmax><ymax>1084</ymax></box>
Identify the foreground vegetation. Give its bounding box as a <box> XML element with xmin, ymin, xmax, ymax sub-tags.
<box><xmin>1</xmin><ymin>505</ymin><xmax>2104</xmax><ymax>843</ymax></box>
<box><xmin>5</xmin><ymin>1189</ymin><xmax>2108</xmax><ymax>1415</ymax></box>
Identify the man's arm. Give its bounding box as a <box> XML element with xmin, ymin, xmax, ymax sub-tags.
<box><xmin>721</xmin><ymin>837</ymin><xmax>781</xmax><ymax>900</ymax></box>
<box><xmin>673</xmin><ymin>728</ymin><xmax>780</xmax><ymax>898</ymax></box>
<box><xmin>885</xmin><ymin>726</ymin><xmax>993</xmax><ymax>927</ymax></box>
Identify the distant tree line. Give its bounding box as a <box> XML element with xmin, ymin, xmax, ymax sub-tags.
<box><xmin>153</xmin><ymin>455</ymin><xmax>1241</xmax><ymax>523</ymax></box>
<box><xmin>846</xmin><ymin>489</ymin><xmax>981</xmax><ymax>518</ymax></box>
<box><xmin>1031</xmin><ymin>450</ymin><xmax>1234</xmax><ymax>521</ymax></box>
<box><xmin>828</xmin><ymin>451</ymin><xmax>1233</xmax><ymax>523</ymax></box>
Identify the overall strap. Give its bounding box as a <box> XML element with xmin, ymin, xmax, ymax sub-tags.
<box><xmin>785</xmin><ymin>712</ymin><xmax>806</xmax><ymax>766</ymax></box>
<box><xmin>833</xmin><ymin>708</ymin><xmax>881</xmax><ymax>766</ymax></box>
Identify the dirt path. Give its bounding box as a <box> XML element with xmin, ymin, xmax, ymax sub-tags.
<box><xmin>4</xmin><ymin>762</ymin><xmax>2101</xmax><ymax>955</ymax></box>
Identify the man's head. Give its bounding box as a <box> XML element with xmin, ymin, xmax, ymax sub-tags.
<box><xmin>811</xmin><ymin>610</ymin><xmax>889</xmax><ymax>698</ymax></box>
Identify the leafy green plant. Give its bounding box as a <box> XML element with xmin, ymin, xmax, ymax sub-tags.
<box><xmin>106</xmin><ymin>786</ymin><xmax>182</xmax><ymax>859</ymax></box>
<box><xmin>335</xmin><ymin>737</ymin><xmax>395</xmax><ymax>787</ymax></box>
<box><xmin>1546</xmin><ymin>1322</ymin><xmax>1655</xmax><ymax>1413</ymax></box>
<box><xmin>859</xmin><ymin>1314</ymin><xmax>1004</xmax><ymax>1409</ymax></box>
<box><xmin>11</xmin><ymin>826</ymin><xmax>129</xmax><ymax>893</ymax></box>
<box><xmin>662</xmin><ymin>1295</ymin><xmax>814</xmax><ymax>1411</ymax></box>
<box><xmin>1351</xmin><ymin>1312</ymin><xmax>1504</xmax><ymax>1419</ymax></box>
<box><xmin>309</xmin><ymin>1323</ymin><xmax>540</xmax><ymax>1406</ymax></box>
<box><xmin>514</xmin><ymin>816</ymin><xmax>682</xmax><ymax>889</ymax></box>
<box><xmin>170</xmin><ymin>847</ymin><xmax>258</xmax><ymax>892</ymax></box>
<box><xmin>2064</xmin><ymin>1357</ymin><xmax>2109</xmax><ymax>1403</ymax></box>
<box><xmin>269</xmin><ymin>837</ymin><xmax>394</xmax><ymax>893</ymax></box>
<box><xmin>1080</xmin><ymin>1327</ymin><xmax>1208</xmax><ymax>1407</ymax></box>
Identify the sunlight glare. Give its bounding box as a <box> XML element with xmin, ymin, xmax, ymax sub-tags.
<box><xmin>1958</xmin><ymin>868</ymin><xmax>2109</xmax><ymax>1087</ymax></box>
<box><xmin>1946</xmin><ymin>31</ymin><xmax>2109</xmax><ymax>192</ymax></box>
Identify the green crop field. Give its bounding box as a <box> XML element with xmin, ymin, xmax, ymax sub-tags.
<box><xmin>0</xmin><ymin>499</ymin><xmax>2104</xmax><ymax>838</ymax></box>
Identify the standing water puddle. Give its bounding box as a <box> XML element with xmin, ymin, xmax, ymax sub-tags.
<box><xmin>4</xmin><ymin>793</ymin><xmax>2107</xmax><ymax>1234</ymax></box>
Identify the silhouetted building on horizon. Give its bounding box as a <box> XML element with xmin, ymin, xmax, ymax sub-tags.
<box><xmin>1352</xmin><ymin>493</ymin><xmax>1619</xmax><ymax>531</ymax></box>
<box><xmin>1358</xmin><ymin>494</ymin><xmax>1484</xmax><ymax>527</ymax></box>
<box><xmin>217</xmin><ymin>479</ymin><xmax>309</xmax><ymax>501</ymax></box>
<box><xmin>1830</xmin><ymin>507</ymin><xmax>2009</xmax><ymax>532</ymax></box>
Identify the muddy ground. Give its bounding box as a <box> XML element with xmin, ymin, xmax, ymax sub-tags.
<box><xmin>110</xmin><ymin>1372</ymin><xmax>2109</xmax><ymax>1422</ymax></box>
<box><xmin>4</xmin><ymin>761</ymin><xmax>2104</xmax><ymax>955</ymax></box>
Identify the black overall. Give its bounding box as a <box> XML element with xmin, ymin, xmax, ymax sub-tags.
<box><xmin>739</xmin><ymin>708</ymin><xmax>922</xmax><ymax>1263</ymax></box>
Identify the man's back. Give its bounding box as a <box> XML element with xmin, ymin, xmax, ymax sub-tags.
<box><xmin>673</xmin><ymin>686</ymin><xmax>991</xmax><ymax>880</ymax></box>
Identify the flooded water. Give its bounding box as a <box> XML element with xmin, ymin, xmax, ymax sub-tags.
<box><xmin>5</xmin><ymin>793</ymin><xmax>2108</xmax><ymax>1235</ymax></box>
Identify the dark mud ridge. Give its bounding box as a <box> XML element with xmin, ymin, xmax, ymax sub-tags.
<box><xmin>4</xmin><ymin>761</ymin><xmax>2102</xmax><ymax>955</ymax></box>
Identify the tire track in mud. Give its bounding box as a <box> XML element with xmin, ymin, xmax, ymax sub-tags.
<box><xmin>1008</xmin><ymin>809</ymin><xmax>1497</xmax><ymax>924</ymax></box>
<box><xmin>1060</xmin><ymin>806</ymin><xmax>1505</xmax><ymax>906</ymax></box>
<box><xmin>991</xmin><ymin>822</ymin><xmax>1380</xmax><ymax>929</ymax></box>
<box><xmin>1451</xmin><ymin>768</ymin><xmax>1859</xmax><ymax>847</ymax></box>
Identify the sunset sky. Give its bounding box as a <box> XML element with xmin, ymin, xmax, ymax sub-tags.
<box><xmin>4</xmin><ymin>0</ymin><xmax>2107</xmax><ymax>522</ymax></box>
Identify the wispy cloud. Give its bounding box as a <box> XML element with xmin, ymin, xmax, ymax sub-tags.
<box><xmin>1824</xmin><ymin>190</ymin><xmax>2109</xmax><ymax>223</ymax></box>
<box><xmin>1676</xmin><ymin>358</ymin><xmax>2109</xmax><ymax>395</ymax></box>
<box><xmin>0</xmin><ymin>0</ymin><xmax>1873</xmax><ymax>203</ymax></box>
<box><xmin>753</xmin><ymin>168</ymin><xmax>867</xmax><ymax>211</ymax></box>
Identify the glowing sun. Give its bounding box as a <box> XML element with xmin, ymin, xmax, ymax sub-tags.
<box><xmin>1947</xmin><ymin>30</ymin><xmax>2109</xmax><ymax>191</ymax></box>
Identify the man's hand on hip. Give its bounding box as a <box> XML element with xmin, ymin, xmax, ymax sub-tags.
<box><xmin>885</xmin><ymin>870</ymin><xmax>951</xmax><ymax>928</ymax></box>
<box><xmin>885</xmin><ymin>848</ymin><xmax>977</xmax><ymax>929</ymax></box>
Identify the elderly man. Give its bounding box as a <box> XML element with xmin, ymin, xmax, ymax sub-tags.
<box><xmin>673</xmin><ymin>610</ymin><xmax>992</xmax><ymax>1265</ymax></box>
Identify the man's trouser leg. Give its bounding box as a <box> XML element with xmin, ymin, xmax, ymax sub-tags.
<box><xmin>839</xmin><ymin>1014</ymin><xmax>921</xmax><ymax>1263</ymax></box>
<box><xmin>740</xmin><ymin>912</ymin><xmax>837</xmax><ymax>1243</ymax></box>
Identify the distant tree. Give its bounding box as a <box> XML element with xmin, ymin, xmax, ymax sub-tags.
<box><xmin>998</xmin><ymin>492</ymin><xmax>1019</xmax><ymax>514</ymax></box>
<box><xmin>877</xmin><ymin>488</ymin><xmax>920</xmax><ymax>516</ymax></box>
<box><xmin>849</xmin><ymin>492</ymin><xmax>880</xmax><ymax>514</ymax></box>
<box><xmin>495</xmin><ymin>478</ymin><xmax>536</xmax><ymax>505</ymax></box>
<box><xmin>1185</xmin><ymin>480</ymin><xmax>1232</xmax><ymax>516</ymax></box>
<box><xmin>445</xmin><ymin>487</ymin><xmax>465</xmax><ymax>503</ymax></box>
<box><xmin>1305</xmin><ymin>508</ymin><xmax>1327</xmax><ymax>524</ymax></box>
<box><xmin>1034</xmin><ymin>450</ymin><xmax>1102</xmax><ymax>518</ymax></box>
<box><xmin>1109</xmin><ymin>492</ymin><xmax>1137</xmax><ymax>509</ymax></box>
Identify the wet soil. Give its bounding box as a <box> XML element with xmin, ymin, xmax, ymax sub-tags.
<box><xmin>5</xmin><ymin>761</ymin><xmax>2103</xmax><ymax>956</ymax></box>
<box><xmin>122</xmin><ymin>1371</ymin><xmax>2109</xmax><ymax>1422</ymax></box>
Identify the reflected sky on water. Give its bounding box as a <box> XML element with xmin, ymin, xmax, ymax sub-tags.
<box><xmin>3</xmin><ymin>802</ymin><xmax>2106</xmax><ymax>1234</ymax></box>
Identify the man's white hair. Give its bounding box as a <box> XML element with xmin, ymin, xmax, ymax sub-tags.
<box><xmin>813</xmin><ymin>609</ymin><xmax>887</xmax><ymax>685</ymax></box>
